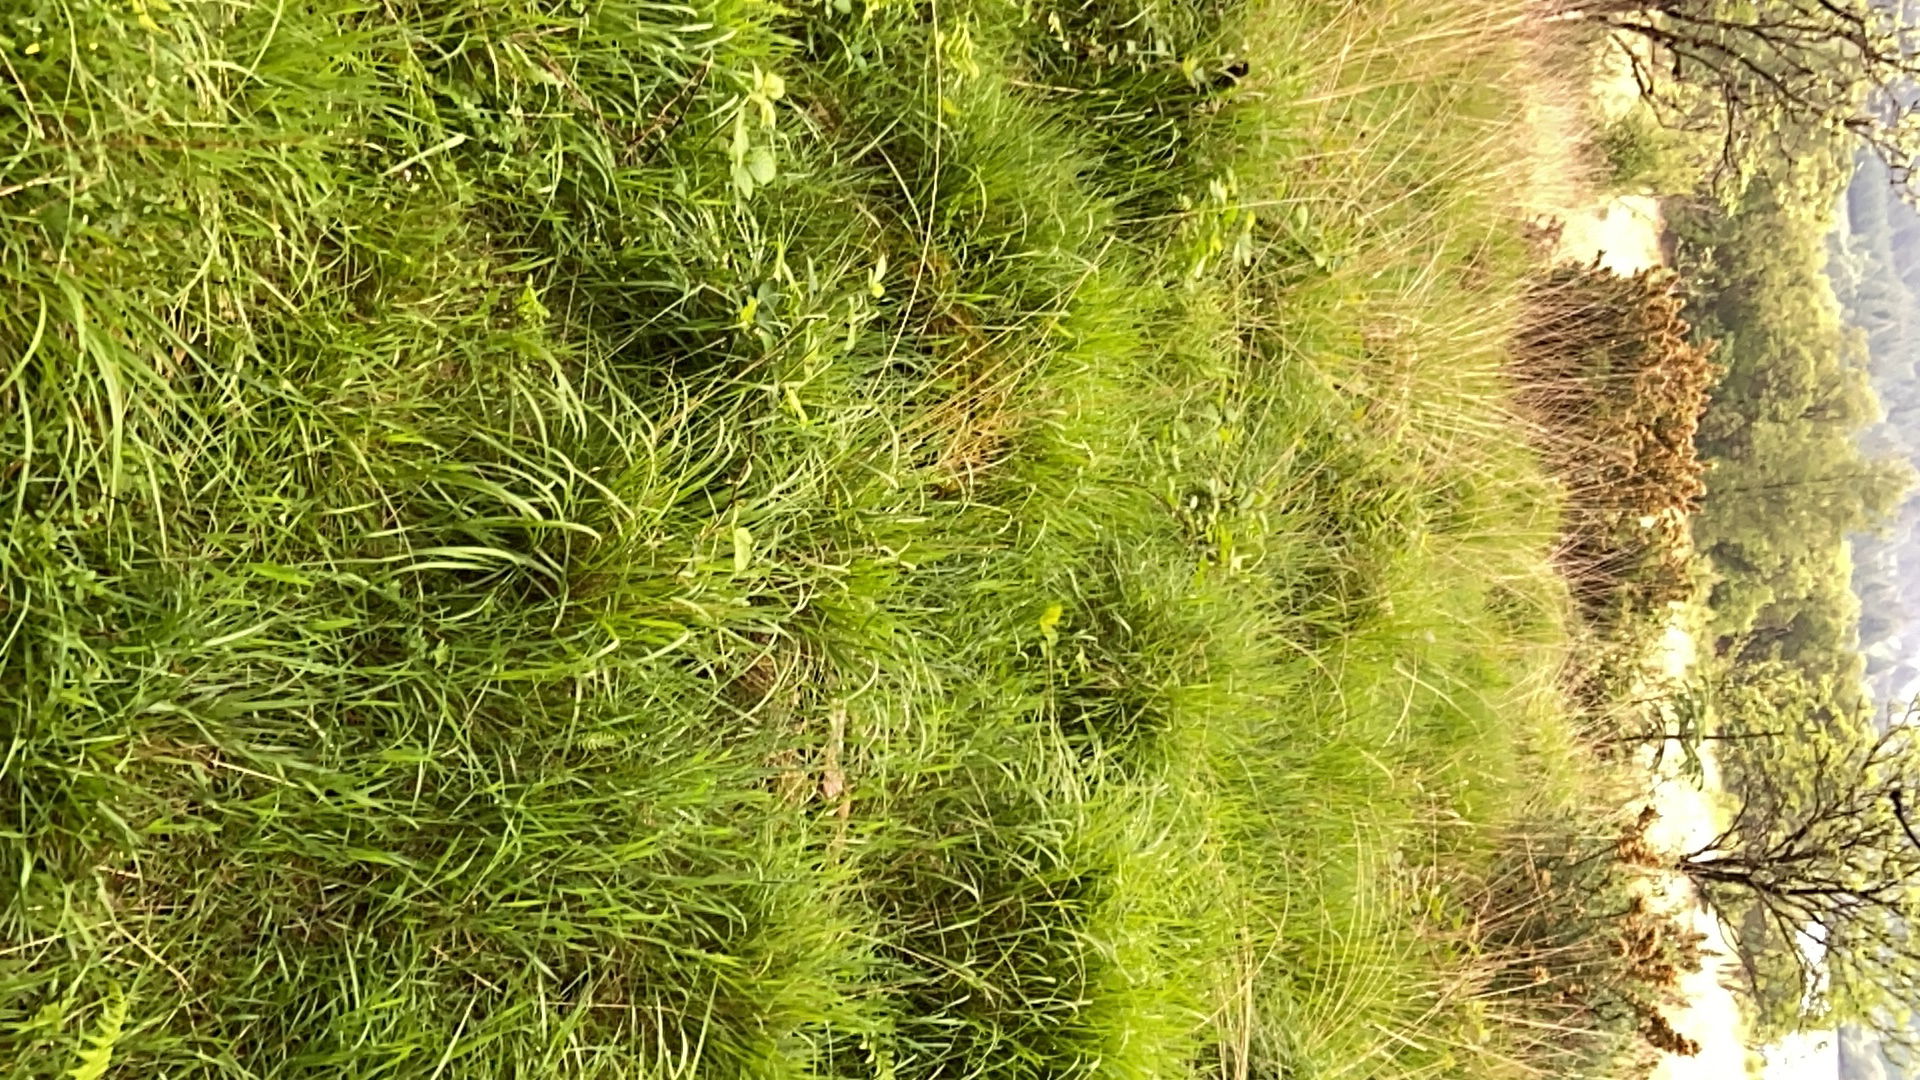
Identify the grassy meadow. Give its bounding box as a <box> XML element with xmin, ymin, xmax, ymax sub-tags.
<box><xmin>0</xmin><ymin>0</ymin><xmax>1641</xmax><ymax>1076</ymax></box>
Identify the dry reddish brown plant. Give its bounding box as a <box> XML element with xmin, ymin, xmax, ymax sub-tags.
<box><xmin>1513</xmin><ymin>264</ymin><xmax>1718</xmax><ymax>625</ymax></box>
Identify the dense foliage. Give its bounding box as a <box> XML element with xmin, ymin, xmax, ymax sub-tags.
<box><xmin>1637</xmin><ymin>106</ymin><xmax>1920</xmax><ymax>1062</ymax></box>
<box><xmin>1550</xmin><ymin>2</ymin><xmax>1920</xmax><ymax>1065</ymax></box>
<box><xmin>1576</xmin><ymin>22</ymin><xmax>1920</xmax><ymax>1053</ymax></box>
<box><xmin>1568</xmin><ymin>0</ymin><xmax>1920</xmax><ymax>200</ymax></box>
<box><xmin>1675</xmin><ymin>163</ymin><xmax>1910</xmax><ymax>693</ymax></box>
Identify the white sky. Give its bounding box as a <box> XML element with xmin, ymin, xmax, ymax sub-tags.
<box><xmin>1764</xmin><ymin>1033</ymin><xmax>1840</xmax><ymax>1080</ymax></box>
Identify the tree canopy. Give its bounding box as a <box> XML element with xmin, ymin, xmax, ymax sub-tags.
<box><xmin>1675</xmin><ymin>167</ymin><xmax>1912</xmax><ymax>690</ymax></box>
<box><xmin>1657</xmin><ymin>98</ymin><xmax>1918</xmax><ymax>1052</ymax></box>
<box><xmin>1563</xmin><ymin>0</ymin><xmax>1920</xmax><ymax>197</ymax></box>
<box><xmin>1680</xmin><ymin>717</ymin><xmax>1920</xmax><ymax>1046</ymax></box>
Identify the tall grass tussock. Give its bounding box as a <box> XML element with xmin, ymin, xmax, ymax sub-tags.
<box><xmin>1</xmin><ymin>0</ymin><xmax>1699</xmax><ymax>1077</ymax></box>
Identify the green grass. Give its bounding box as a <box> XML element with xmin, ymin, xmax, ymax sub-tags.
<box><xmin>2</xmin><ymin>0</ymin><xmax>1599</xmax><ymax>1076</ymax></box>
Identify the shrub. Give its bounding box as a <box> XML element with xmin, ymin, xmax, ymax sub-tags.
<box><xmin>1598</xmin><ymin>110</ymin><xmax>1709</xmax><ymax>195</ymax></box>
<box><xmin>1514</xmin><ymin>264</ymin><xmax>1718</xmax><ymax>634</ymax></box>
<box><xmin>1459</xmin><ymin>808</ymin><xmax>1708</xmax><ymax>1079</ymax></box>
